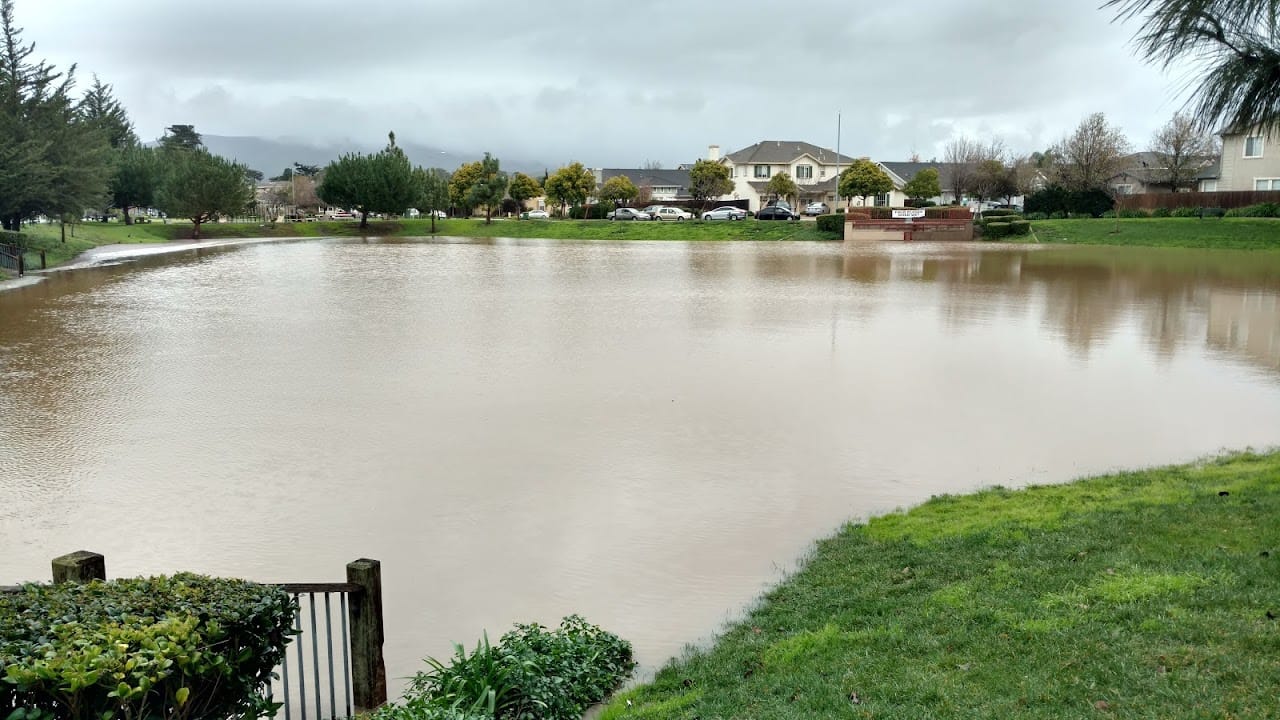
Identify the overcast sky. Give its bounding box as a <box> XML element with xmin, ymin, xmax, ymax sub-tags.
<box><xmin>21</xmin><ymin>0</ymin><xmax>1199</xmax><ymax>167</ymax></box>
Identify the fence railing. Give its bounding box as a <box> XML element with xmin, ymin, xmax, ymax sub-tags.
<box><xmin>1</xmin><ymin>552</ymin><xmax>387</xmax><ymax>719</ymax></box>
<box><xmin>1115</xmin><ymin>189</ymin><xmax>1280</xmax><ymax>210</ymax></box>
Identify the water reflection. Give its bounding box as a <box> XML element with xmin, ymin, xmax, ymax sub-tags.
<box><xmin>1</xmin><ymin>239</ymin><xmax>1278</xmax><ymax>690</ymax></box>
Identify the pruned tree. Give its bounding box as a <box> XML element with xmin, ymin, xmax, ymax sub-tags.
<box><xmin>543</xmin><ymin>162</ymin><xmax>595</xmax><ymax>217</ymax></box>
<box><xmin>902</xmin><ymin>167</ymin><xmax>941</xmax><ymax>203</ymax></box>
<box><xmin>1107</xmin><ymin>0</ymin><xmax>1280</xmax><ymax>135</ymax></box>
<box><xmin>598</xmin><ymin>175</ymin><xmax>638</xmax><ymax>206</ymax></box>
<box><xmin>765</xmin><ymin>172</ymin><xmax>798</xmax><ymax>207</ymax></box>
<box><xmin>1149</xmin><ymin>112</ymin><xmax>1220</xmax><ymax>191</ymax></box>
<box><xmin>463</xmin><ymin>152</ymin><xmax>507</xmax><ymax>225</ymax></box>
<box><xmin>838</xmin><ymin>159</ymin><xmax>894</xmax><ymax>207</ymax></box>
<box><xmin>687</xmin><ymin>159</ymin><xmax>732</xmax><ymax>210</ymax></box>
<box><xmin>508</xmin><ymin>171</ymin><xmax>543</xmax><ymax>212</ymax></box>
<box><xmin>155</xmin><ymin>149</ymin><xmax>252</xmax><ymax>239</ymax></box>
<box><xmin>1052</xmin><ymin>113</ymin><xmax>1131</xmax><ymax>192</ymax></box>
<box><xmin>316</xmin><ymin>133</ymin><xmax>418</xmax><ymax>228</ymax></box>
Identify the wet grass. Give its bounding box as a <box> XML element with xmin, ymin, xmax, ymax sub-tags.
<box><xmin>11</xmin><ymin>218</ymin><xmax>837</xmax><ymax>270</ymax></box>
<box><xmin>1030</xmin><ymin>218</ymin><xmax>1280</xmax><ymax>250</ymax></box>
<box><xmin>602</xmin><ymin>451</ymin><xmax>1280</xmax><ymax>720</ymax></box>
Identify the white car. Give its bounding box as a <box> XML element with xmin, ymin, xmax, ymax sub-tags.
<box><xmin>651</xmin><ymin>206</ymin><xmax>693</xmax><ymax>221</ymax></box>
<box><xmin>702</xmin><ymin>206</ymin><xmax>747</xmax><ymax>221</ymax></box>
<box><xmin>525</xmin><ymin>210</ymin><xmax>550</xmax><ymax>219</ymax></box>
<box><xmin>324</xmin><ymin>210</ymin><xmax>355</xmax><ymax>220</ymax></box>
<box><xmin>804</xmin><ymin>202</ymin><xmax>829</xmax><ymax>216</ymax></box>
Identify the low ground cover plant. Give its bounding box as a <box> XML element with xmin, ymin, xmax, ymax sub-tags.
<box><xmin>0</xmin><ymin>574</ymin><xmax>296</xmax><ymax>720</ymax></box>
<box><xmin>374</xmin><ymin>615</ymin><xmax>634</xmax><ymax>720</ymax></box>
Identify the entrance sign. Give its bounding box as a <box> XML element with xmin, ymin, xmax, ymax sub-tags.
<box><xmin>892</xmin><ymin>208</ymin><xmax>926</xmax><ymax>219</ymax></box>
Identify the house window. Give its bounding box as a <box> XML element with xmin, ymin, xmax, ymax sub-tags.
<box><xmin>1244</xmin><ymin>136</ymin><xmax>1263</xmax><ymax>158</ymax></box>
<box><xmin>795</xmin><ymin>164</ymin><xmax>813</xmax><ymax>180</ymax></box>
<box><xmin>754</xmin><ymin>165</ymin><xmax>770</xmax><ymax>178</ymax></box>
<box><xmin>1255</xmin><ymin>178</ymin><xmax>1280</xmax><ymax>190</ymax></box>
<box><xmin>1113</xmin><ymin>184</ymin><xmax>1134</xmax><ymax>195</ymax></box>
<box><xmin>819</xmin><ymin>169</ymin><xmax>827</xmax><ymax>178</ymax></box>
<box><xmin>1201</xmin><ymin>179</ymin><xmax>1218</xmax><ymax>192</ymax></box>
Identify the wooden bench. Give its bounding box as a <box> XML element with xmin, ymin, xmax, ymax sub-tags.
<box><xmin>1198</xmin><ymin>207</ymin><xmax>1226</xmax><ymax>219</ymax></box>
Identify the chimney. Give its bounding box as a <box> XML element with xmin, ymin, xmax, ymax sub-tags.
<box><xmin>708</xmin><ymin>144</ymin><xmax>720</xmax><ymax>161</ymax></box>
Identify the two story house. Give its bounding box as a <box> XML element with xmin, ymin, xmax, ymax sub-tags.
<box><xmin>1214</xmin><ymin>128</ymin><xmax>1280</xmax><ymax>191</ymax></box>
<box><xmin>715</xmin><ymin>141</ymin><xmax>857</xmax><ymax>210</ymax></box>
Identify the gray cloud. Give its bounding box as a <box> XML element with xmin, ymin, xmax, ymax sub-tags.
<box><xmin>23</xmin><ymin>0</ymin><xmax>1194</xmax><ymax>166</ymax></box>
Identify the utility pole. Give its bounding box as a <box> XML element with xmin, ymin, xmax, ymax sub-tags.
<box><xmin>834</xmin><ymin>112</ymin><xmax>842</xmax><ymax>212</ymax></box>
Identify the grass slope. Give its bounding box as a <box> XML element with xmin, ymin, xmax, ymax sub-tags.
<box><xmin>603</xmin><ymin>452</ymin><xmax>1280</xmax><ymax>719</ymax></box>
<box><xmin>1031</xmin><ymin>218</ymin><xmax>1280</xmax><ymax>251</ymax></box>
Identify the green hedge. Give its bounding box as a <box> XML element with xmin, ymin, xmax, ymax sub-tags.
<box><xmin>815</xmin><ymin>214</ymin><xmax>845</xmax><ymax>233</ymax></box>
<box><xmin>1171</xmin><ymin>206</ymin><xmax>1200</xmax><ymax>217</ymax></box>
<box><xmin>568</xmin><ymin>205</ymin><xmax>612</xmax><ymax>220</ymax></box>
<box><xmin>0</xmin><ymin>574</ymin><xmax>296</xmax><ymax>720</ymax></box>
<box><xmin>981</xmin><ymin>208</ymin><xmax>1020</xmax><ymax>218</ymax></box>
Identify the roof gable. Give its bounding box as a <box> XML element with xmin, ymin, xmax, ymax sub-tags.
<box><xmin>724</xmin><ymin>141</ymin><xmax>855</xmax><ymax>166</ymax></box>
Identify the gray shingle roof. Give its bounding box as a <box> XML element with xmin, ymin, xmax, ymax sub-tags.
<box><xmin>600</xmin><ymin>169</ymin><xmax>693</xmax><ymax>198</ymax></box>
<box><xmin>724</xmin><ymin>141</ymin><xmax>855</xmax><ymax>166</ymax></box>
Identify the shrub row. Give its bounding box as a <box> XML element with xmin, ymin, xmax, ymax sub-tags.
<box><xmin>374</xmin><ymin>615</ymin><xmax>634</xmax><ymax>720</ymax></box>
<box><xmin>0</xmin><ymin>574</ymin><xmax>296</xmax><ymax>720</ymax></box>
<box><xmin>981</xmin><ymin>220</ymin><xmax>1031</xmax><ymax>239</ymax></box>
<box><xmin>1024</xmin><ymin>186</ymin><xmax>1114</xmax><ymax>218</ymax></box>
<box><xmin>1225</xmin><ymin>202</ymin><xmax>1280</xmax><ymax>217</ymax></box>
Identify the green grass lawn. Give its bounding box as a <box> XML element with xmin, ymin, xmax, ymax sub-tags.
<box><xmin>8</xmin><ymin>218</ymin><xmax>837</xmax><ymax>271</ymax></box>
<box><xmin>1030</xmin><ymin>217</ymin><xmax>1280</xmax><ymax>250</ymax></box>
<box><xmin>602</xmin><ymin>451</ymin><xmax>1280</xmax><ymax>719</ymax></box>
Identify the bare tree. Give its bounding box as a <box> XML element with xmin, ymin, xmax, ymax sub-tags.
<box><xmin>943</xmin><ymin>137</ymin><xmax>1006</xmax><ymax>202</ymax></box>
<box><xmin>1052</xmin><ymin>113</ymin><xmax>1131</xmax><ymax>191</ymax></box>
<box><xmin>1148</xmin><ymin>112</ymin><xmax>1220</xmax><ymax>192</ymax></box>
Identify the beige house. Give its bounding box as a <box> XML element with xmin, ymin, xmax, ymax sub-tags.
<box><xmin>714</xmin><ymin>141</ymin><xmax>857</xmax><ymax>210</ymax></box>
<box><xmin>1213</xmin><ymin>128</ymin><xmax>1280</xmax><ymax>191</ymax></box>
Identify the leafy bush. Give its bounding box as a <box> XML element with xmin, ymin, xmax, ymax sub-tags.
<box><xmin>1118</xmin><ymin>208</ymin><xmax>1151</xmax><ymax>218</ymax></box>
<box><xmin>1101</xmin><ymin>210</ymin><xmax>1117</xmax><ymax>218</ymax></box>
<box><xmin>1024</xmin><ymin>212</ymin><xmax>1048</xmax><ymax>220</ymax></box>
<box><xmin>846</xmin><ymin>212</ymin><xmax>871</xmax><ymax>221</ymax></box>
<box><xmin>567</xmin><ymin>205</ymin><xmax>612</xmax><ymax>220</ymax></box>
<box><xmin>1009</xmin><ymin>220</ymin><xmax>1031</xmax><ymax>236</ymax></box>
<box><xmin>1151</xmin><ymin>207</ymin><xmax>1172</xmax><ymax>217</ymax></box>
<box><xmin>815</xmin><ymin>214</ymin><xmax>845</xmax><ymax>234</ymax></box>
<box><xmin>0</xmin><ymin>574</ymin><xmax>296</xmax><ymax>720</ymax></box>
<box><xmin>981</xmin><ymin>221</ymin><xmax>1011</xmax><ymax>239</ymax></box>
<box><xmin>1068</xmin><ymin>212</ymin><xmax>1094</xmax><ymax>219</ymax></box>
<box><xmin>982</xmin><ymin>208</ymin><xmax>1020</xmax><ymax>218</ymax></box>
<box><xmin>0</xmin><ymin>230</ymin><xmax>23</xmax><ymax>248</ymax></box>
<box><xmin>1049</xmin><ymin>211</ymin><xmax>1067</xmax><ymax>219</ymax></box>
<box><xmin>402</xmin><ymin>615</ymin><xmax>633</xmax><ymax>720</ymax></box>
<box><xmin>1225</xmin><ymin>202</ymin><xmax>1280</xmax><ymax>217</ymax></box>
<box><xmin>1172</xmin><ymin>206</ymin><xmax>1200</xmax><ymax>217</ymax></box>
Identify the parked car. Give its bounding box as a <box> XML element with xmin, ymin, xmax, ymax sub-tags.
<box><xmin>610</xmin><ymin>207</ymin><xmax>651</xmax><ymax>221</ymax></box>
<box><xmin>524</xmin><ymin>210</ymin><xmax>550</xmax><ymax>219</ymax></box>
<box><xmin>641</xmin><ymin>205</ymin><xmax>664</xmax><ymax>218</ymax></box>
<box><xmin>766</xmin><ymin>200</ymin><xmax>793</xmax><ymax>211</ymax></box>
<box><xmin>756</xmin><ymin>206</ymin><xmax>798</xmax><ymax>221</ymax></box>
<box><xmin>652</xmin><ymin>206</ymin><xmax>693</xmax><ymax>221</ymax></box>
<box><xmin>804</xmin><ymin>202</ymin><xmax>829</xmax><ymax>216</ymax></box>
<box><xmin>702</xmin><ymin>206</ymin><xmax>747</xmax><ymax>221</ymax></box>
<box><xmin>324</xmin><ymin>210</ymin><xmax>355</xmax><ymax>220</ymax></box>
<box><xmin>991</xmin><ymin>204</ymin><xmax>1022</xmax><ymax>212</ymax></box>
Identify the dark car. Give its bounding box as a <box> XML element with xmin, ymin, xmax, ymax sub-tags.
<box><xmin>756</xmin><ymin>206</ymin><xmax>797</xmax><ymax>221</ymax></box>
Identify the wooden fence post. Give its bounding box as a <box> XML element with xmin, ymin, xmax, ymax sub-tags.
<box><xmin>347</xmin><ymin>558</ymin><xmax>387</xmax><ymax>712</ymax></box>
<box><xmin>51</xmin><ymin>551</ymin><xmax>106</xmax><ymax>584</ymax></box>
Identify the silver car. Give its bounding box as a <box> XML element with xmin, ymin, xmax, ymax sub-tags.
<box><xmin>701</xmin><ymin>206</ymin><xmax>747</xmax><ymax>221</ymax></box>
<box><xmin>610</xmin><ymin>208</ymin><xmax>652</xmax><ymax>221</ymax></box>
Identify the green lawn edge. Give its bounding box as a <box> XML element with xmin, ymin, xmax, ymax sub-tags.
<box><xmin>603</xmin><ymin>450</ymin><xmax>1280</xmax><ymax>719</ymax></box>
<box><xmin>13</xmin><ymin>218</ymin><xmax>839</xmax><ymax>269</ymax></box>
<box><xmin>1026</xmin><ymin>217</ymin><xmax>1280</xmax><ymax>251</ymax></box>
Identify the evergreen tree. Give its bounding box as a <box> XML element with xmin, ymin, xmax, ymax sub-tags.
<box><xmin>79</xmin><ymin>75</ymin><xmax>135</xmax><ymax>149</ymax></box>
<box><xmin>112</xmin><ymin>145</ymin><xmax>160</xmax><ymax>225</ymax></box>
<box><xmin>464</xmin><ymin>153</ymin><xmax>508</xmax><ymax>225</ymax></box>
<box><xmin>160</xmin><ymin>124</ymin><xmax>203</xmax><ymax>152</ymax></box>
<box><xmin>155</xmin><ymin>149</ymin><xmax>252</xmax><ymax>239</ymax></box>
<box><xmin>413</xmin><ymin>166</ymin><xmax>450</xmax><ymax>233</ymax></box>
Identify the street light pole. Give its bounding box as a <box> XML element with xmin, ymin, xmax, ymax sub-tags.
<box><xmin>834</xmin><ymin>112</ymin><xmax>842</xmax><ymax>212</ymax></box>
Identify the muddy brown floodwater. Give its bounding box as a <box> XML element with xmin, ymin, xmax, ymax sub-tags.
<box><xmin>2</xmin><ymin>238</ymin><xmax>1279</xmax><ymax>694</ymax></box>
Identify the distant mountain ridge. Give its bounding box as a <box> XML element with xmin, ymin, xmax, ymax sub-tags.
<box><xmin>148</xmin><ymin>134</ymin><xmax>548</xmax><ymax>178</ymax></box>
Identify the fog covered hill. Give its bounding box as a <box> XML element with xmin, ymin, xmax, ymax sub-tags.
<box><xmin>151</xmin><ymin>134</ymin><xmax>547</xmax><ymax>178</ymax></box>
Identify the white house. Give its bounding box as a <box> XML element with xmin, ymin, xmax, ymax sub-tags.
<box><xmin>1213</xmin><ymin>127</ymin><xmax>1280</xmax><ymax>191</ymax></box>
